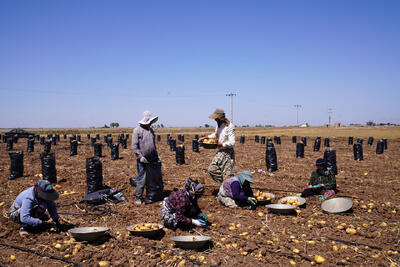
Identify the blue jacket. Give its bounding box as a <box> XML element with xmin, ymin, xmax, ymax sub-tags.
<box><xmin>14</xmin><ymin>187</ymin><xmax>59</xmax><ymax>227</ymax></box>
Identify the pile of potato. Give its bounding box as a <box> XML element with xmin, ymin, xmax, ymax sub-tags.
<box><xmin>281</xmin><ymin>197</ymin><xmax>301</xmax><ymax>206</ymax></box>
<box><xmin>202</xmin><ymin>139</ymin><xmax>217</xmax><ymax>144</ymax></box>
<box><xmin>132</xmin><ymin>223</ymin><xmax>160</xmax><ymax>231</ymax></box>
<box><xmin>254</xmin><ymin>191</ymin><xmax>273</xmax><ymax>201</ymax></box>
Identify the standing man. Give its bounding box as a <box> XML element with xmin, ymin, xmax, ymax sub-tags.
<box><xmin>199</xmin><ymin>108</ymin><xmax>235</xmax><ymax>183</ymax></box>
<box><xmin>130</xmin><ymin>110</ymin><xmax>159</xmax><ymax>205</ymax></box>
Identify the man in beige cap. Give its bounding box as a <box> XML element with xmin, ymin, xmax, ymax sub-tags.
<box><xmin>199</xmin><ymin>108</ymin><xmax>235</xmax><ymax>183</ymax></box>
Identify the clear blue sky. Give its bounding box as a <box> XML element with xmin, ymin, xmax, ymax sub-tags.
<box><xmin>0</xmin><ymin>0</ymin><xmax>399</xmax><ymax>128</ymax></box>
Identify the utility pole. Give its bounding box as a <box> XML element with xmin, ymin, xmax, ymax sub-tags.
<box><xmin>294</xmin><ymin>104</ymin><xmax>302</xmax><ymax>125</ymax></box>
<box><xmin>226</xmin><ymin>92</ymin><xmax>236</xmax><ymax>123</ymax></box>
<box><xmin>328</xmin><ymin>108</ymin><xmax>333</xmax><ymax>127</ymax></box>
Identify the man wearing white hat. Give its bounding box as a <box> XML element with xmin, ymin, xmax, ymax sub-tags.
<box><xmin>130</xmin><ymin>110</ymin><xmax>160</xmax><ymax>204</ymax></box>
<box><xmin>199</xmin><ymin>108</ymin><xmax>235</xmax><ymax>183</ymax></box>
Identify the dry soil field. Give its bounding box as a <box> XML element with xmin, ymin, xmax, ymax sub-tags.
<box><xmin>0</xmin><ymin>127</ymin><xmax>399</xmax><ymax>266</ymax></box>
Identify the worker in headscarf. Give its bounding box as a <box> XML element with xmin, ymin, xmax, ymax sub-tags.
<box><xmin>199</xmin><ymin>108</ymin><xmax>235</xmax><ymax>183</ymax></box>
<box><xmin>161</xmin><ymin>178</ymin><xmax>208</xmax><ymax>229</ymax></box>
<box><xmin>217</xmin><ymin>170</ymin><xmax>256</xmax><ymax>208</ymax></box>
<box><xmin>8</xmin><ymin>180</ymin><xmax>61</xmax><ymax>236</ymax></box>
<box><xmin>301</xmin><ymin>158</ymin><xmax>337</xmax><ymax>199</ymax></box>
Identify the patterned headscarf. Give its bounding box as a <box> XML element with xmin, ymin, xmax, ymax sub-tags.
<box><xmin>236</xmin><ymin>170</ymin><xmax>255</xmax><ymax>187</ymax></box>
<box><xmin>185</xmin><ymin>178</ymin><xmax>204</xmax><ymax>199</ymax></box>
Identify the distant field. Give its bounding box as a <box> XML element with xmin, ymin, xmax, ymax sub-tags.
<box><xmin>3</xmin><ymin>126</ymin><xmax>400</xmax><ymax>139</ymax></box>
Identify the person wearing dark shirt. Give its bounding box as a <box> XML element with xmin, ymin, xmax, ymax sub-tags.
<box><xmin>161</xmin><ymin>178</ymin><xmax>207</xmax><ymax>229</ymax></box>
<box><xmin>217</xmin><ymin>170</ymin><xmax>256</xmax><ymax>208</ymax></box>
<box><xmin>301</xmin><ymin>158</ymin><xmax>337</xmax><ymax>199</ymax></box>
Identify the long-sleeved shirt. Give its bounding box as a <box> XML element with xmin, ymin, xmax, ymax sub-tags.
<box><xmin>309</xmin><ymin>169</ymin><xmax>336</xmax><ymax>190</ymax></box>
<box><xmin>208</xmin><ymin>122</ymin><xmax>235</xmax><ymax>150</ymax></box>
<box><xmin>131</xmin><ymin>125</ymin><xmax>158</xmax><ymax>162</ymax></box>
<box><xmin>165</xmin><ymin>189</ymin><xmax>201</xmax><ymax>225</ymax></box>
<box><xmin>223</xmin><ymin>177</ymin><xmax>253</xmax><ymax>202</ymax></box>
<box><xmin>13</xmin><ymin>187</ymin><xmax>59</xmax><ymax>227</ymax></box>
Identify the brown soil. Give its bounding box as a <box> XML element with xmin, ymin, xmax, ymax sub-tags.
<box><xmin>0</xmin><ymin>135</ymin><xmax>399</xmax><ymax>266</ymax></box>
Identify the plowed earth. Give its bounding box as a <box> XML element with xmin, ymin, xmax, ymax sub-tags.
<box><xmin>0</xmin><ymin>134</ymin><xmax>399</xmax><ymax>266</ymax></box>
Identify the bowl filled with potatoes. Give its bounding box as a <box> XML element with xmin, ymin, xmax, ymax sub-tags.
<box><xmin>126</xmin><ymin>223</ymin><xmax>164</xmax><ymax>237</ymax></box>
<box><xmin>254</xmin><ymin>190</ymin><xmax>275</xmax><ymax>205</ymax></box>
<box><xmin>278</xmin><ymin>196</ymin><xmax>306</xmax><ymax>207</ymax></box>
<box><xmin>199</xmin><ymin>138</ymin><xmax>218</xmax><ymax>149</ymax></box>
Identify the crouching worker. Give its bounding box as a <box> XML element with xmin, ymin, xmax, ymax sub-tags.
<box><xmin>161</xmin><ymin>178</ymin><xmax>208</xmax><ymax>229</ymax></box>
<box><xmin>217</xmin><ymin>170</ymin><xmax>256</xmax><ymax>209</ymax></box>
<box><xmin>301</xmin><ymin>158</ymin><xmax>337</xmax><ymax>199</ymax></box>
<box><xmin>8</xmin><ymin>180</ymin><xmax>61</xmax><ymax>236</ymax></box>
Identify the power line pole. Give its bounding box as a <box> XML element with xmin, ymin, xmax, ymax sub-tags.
<box><xmin>226</xmin><ymin>92</ymin><xmax>236</xmax><ymax>123</ymax></box>
<box><xmin>328</xmin><ymin>108</ymin><xmax>333</xmax><ymax>127</ymax></box>
<box><xmin>294</xmin><ymin>104</ymin><xmax>302</xmax><ymax>125</ymax></box>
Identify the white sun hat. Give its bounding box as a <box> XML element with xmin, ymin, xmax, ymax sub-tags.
<box><xmin>138</xmin><ymin>110</ymin><xmax>158</xmax><ymax>125</ymax></box>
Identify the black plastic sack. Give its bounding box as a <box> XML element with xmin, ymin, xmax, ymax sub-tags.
<box><xmin>86</xmin><ymin>157</ymin><xmax>103</xmax><ymax>194</ymax></box>
<box><xmin>266</xmin><ymin>146</ymin><xmax>278</xmax><ymax>172</ymax></box>
<box><xmin>8</xmin><ymin>151</ymin><xmax>23</xmax><ymax>180</ymax></box>
<box><xmin>296</xmin><ymin>143</ymin><xmax>304</xmax><ymax>158</ymax></box>
<box><xmin>313</xmin><ymin>138</ymin><xmax>321</xmax><ymax>152</ymax></box>
<box><xmin>176</xmin><ymin>145</ymin><xmax>185</xmax><ymax>165</ymax></box>
<box><xmin>96</xmin><ymin>134</ymin><xmax>100</xmax><ymax>140</ymax></box>
<box><xmin>27</xmin><ymin>139</ymin><xmax>34</xmax><ymax>153</ymax></box>
<box><xmin>77</xmin><ymin>135</ymin><xmax>81</xmax><ymax>142</ymax></box>
<box><xmin>323</xmin><ymin>149</ymin><xmax>338</xmax><ymax>175</ymax></box>
<box><xmin>292</xmin><ymin>136</ymin><xmax>297</xmax><ymax>143</ymax></box>
<box><xmin>353</xmin><ymin>143</ymin><xmax>363</xmax><ymax>161</ymax></box>
<box><xmin>367</xmin><ymin>137</ymin><xmax>374</xmax><ymax>146</ymax></box>
<box><xmin>63</xmin><ymin>134</ymin><xmax>67</xmax><ymax>140</ymax></box>
<box><xmin>194</xmin><ymin>134</ymin><xmax>199</xmax><ymax>140</ymax></box>
<box><xmin>104</xmin><ymin>136</ymin><xmax>108</xmax><ymax>143</ymax></box>
<box><xmin>301</xmin><ymin>137</ymin><xmax>307</xmax><ymax>146</ymax></box>
<box><xmin>121</xmin><ymin>138</ymin><xmax>127</xmax><ymax>149</ymax></box>
<box><xmin>267</xmin><ymin>138</ymin><xmax>274</xmax><ymax>148</ymax></box>
<box><xmin>51</xmin><ymin>137</ymin><xmax>57</xmax><ymax>145</ymax></box>
<box><xmin>157</xmin><ymin>135</ymin><xmax>161</xmax><ymax>142</ymax></box>
<box><xmin>107</xmin><ymin>137</ymin><xmax>113</xmax><ymax>148</ymax></box>
<box><xmin>70</xmin><ymin>140</ymin><xmax>78</xmax><ymax>156</ymax></box>
<box><xmin>376</xmin><ymin>140</ymin><xmax>384</xmax><ymax>154</ymax></box>
<box><xmin>13</xmin><ymin>135</ymin><xmax>18</xmax><ymax>144</ymax></box>
<box><xmin>87</xmin><ymin>134</ymin><xmax>91</xmax><ymax>140</ymax></box>
<box><xmin>40</xmin><ymin>136</ymin><xmax>45</xmax><ymax>145</ymax></box>
<box><xmin>43</xmin><ymin>141</ymin><xmax>51</xmax><ymax>155</ymax></box>
<box><xmin>91</xmin><ymin>137</ymin><xmax>97</xmax><ymax>146</ymax></box>
<box><xmin>324</xmin><ymin>138</ymin><xmax>330</xmax><ymax>147</ymax></box>
<box><xmin>41</xmin><ymin>152</ymin><xmax>57</xmax><ymax>183</ymax></box>
<box><xmin>47</xmin><ymin>134</ymin><xmax>52</xmax><ymax>140</ymax></box>
<box><xmin>36</xmin><ymin>135</ymin><xmax>40</xmax><ymax>141</ymax></box>
<box><xmin>277</xmin><ymin>136</ymin><xmax>281</xmax><ymax>145</ymax></box>
<box><xmin>260</xmin><ymin>136</ymin><xmax>266</xmax><ymax>145</ymax></box>
<box><xmin>94</xmin><ymin>143</ymin><xmax>102</xmax><ymax>157</ymax></box>
<box><xmin>111</xmin><ymin>143</ymin><xmax>119</xmax><ymax>160</ymax></box>
<box><xmin>383</xmin><ymin>139</ymin><xmax>388</xmax><ymax>150</ymax></box>
<box><xmin>144</xmin><ymin>161</ymin><xmax>164</xmax><ymax>204</ymax></box>
<box><xmin>357</xmin><ymin>138</ymin><xmax>363</xmax><ymax>144</ymax></box>
<box><xmin>348</xmin><ymin>137</ymin><xmax>353</xmax><ymax>145</ymax></box>
<box><xmin>56</xmin><ymin>134</ymin><xmax>60</xmax><ymax>142</ymax></box>
<box><xmin>170</xmin><ymin>139</ymin><xmax>177</xmax><ymax>151</ymax></box>
<box><xmin>125</xmin><ymin>134</ymin><xmax>129</xmax><ymax>140</ymax></box>
<box><xmin>239</xmin><ymin>136</ymin><xmax>245</xmax><ymax>144</ymax></box>
<box><xmin>180</xmin><ymin>135</ymin><xmax>184</xmax><ymax>142</ymax></box>
<box><xmin>255</xmin><ymin>135</ymin><xmax>259</xmax><ymax>143</ymax></box>
<box><xmin>6</xmin><ymin>138</ymin><xmax>13</xmax><ymax>151</ymax></box>
<box><xmin>192</xmin><ymin>139</ymin><xmax>199</xmax><ymax>152</ymax></box>
<box><xmin>81</xmin><ymin>188</ymin><xmax>127</xmax><ymax>205</ymax></box>
<box><xmin>167</xmin><ymin>134</ymin><xmax>171</xmax><ymax>145</ymax></box>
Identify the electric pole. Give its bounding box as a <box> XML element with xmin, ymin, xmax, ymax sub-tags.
<box><xmin>294</xmin><ymin>104</ymin><xmax>302</xmax><ymax>125</ymax></box>
<box><xmin>226</xmin><ymin>92</ymin><xmax>236</xmax><ymax>123</ymax></box>
<box><xmin>328</xmin><ymin>108</ymin><xmax>333</xmax><ymax>127</ymax></box>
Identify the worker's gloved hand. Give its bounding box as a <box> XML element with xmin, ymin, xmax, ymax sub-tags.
<box><xmin>199</xmin><ymin>213</ymin><xmax>208</xmax><ymax>223</ymax></box>
<box><xmin>192</xmin><ymin>219</ymin><xmax>206</xmax><ymax>227</ymax></box>
<box><xmin>140</xmin><ymin>157</ymin><xmax>149</xmax><ymax>164</ymax></box>
<box><xmin>247</xmin><ymin>197</ymin><xmax>256</xmax><ymax>206</ymax></box>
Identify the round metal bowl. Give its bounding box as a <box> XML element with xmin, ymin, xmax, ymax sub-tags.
<box><xmin>256</xmin><ymin>192</ymin><xmax>275</xmax><ymax>205</ymax></box>
<box><xmin>321</xmin><ymin>197</ymin><xmax>353</xmax><ymax>214</ymax></box>
<box><xmin>170</xmin><ymin>235</ymin><xmax>211</xmax><ymax>249</ymax></box>
<box><xmin>199</xmin><ymin>141</ymin><xmax>218</xmax><ymax>149</ymax></box>
<box><xmin>278</xmin><ymin>196</ymin><xmax>306</xmax><ymax>207</ymax></box>
<box><xmin>126</xmin><ymin>223</ymin><xmax>164</xmax><ymax>237</ymax></box>
<box><xmin>68</xmin><ymin>227</ymin><xmax>109</xmax><ymax>241</ymax></box>
<box><xmin>265</xmin><ymin>204</ymin><xmax>297</xmax><ymax>214</ymax></box>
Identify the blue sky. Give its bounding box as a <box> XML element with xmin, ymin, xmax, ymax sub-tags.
<box><xmin>0</xmin><ymin>0</ymin><xmax>399</xmax><ymax>128</ymax></box>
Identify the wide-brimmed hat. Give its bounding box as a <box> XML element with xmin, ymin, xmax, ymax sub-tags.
<box><xmin>236</xmin><ymin>170</ymin><xmax>255</xmax><ymax>187</ymax></box>
<box><xmin>138</xmin><ymin>110</ymin><xmax>158</xmax><ymax>125</ymax></box>
<box><xmin>34</xmin><ymin>180</ymin><xmax>59</xmax><ymax>201</ymax></box>
<box><xmin>208</xmin><ymin>108</ymin><xmax>226</xmax><ymax>120</ymax></box>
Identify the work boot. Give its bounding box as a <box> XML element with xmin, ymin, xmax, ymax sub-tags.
<box><xmin>129</xmin><ymin>178</ymin><xmax>137</xmax><ymax>187</ymax></box>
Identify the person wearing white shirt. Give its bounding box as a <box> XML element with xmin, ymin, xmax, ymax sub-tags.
<box><xmin>199</xmin><ymin>108</ymin><xmax>235</xmax><ymax>183</ymax></box>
